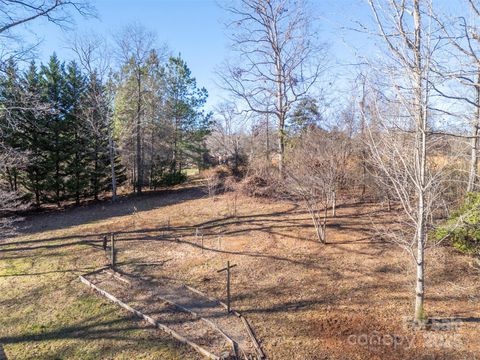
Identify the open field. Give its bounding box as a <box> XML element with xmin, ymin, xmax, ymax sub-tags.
<box><xmin>1</xmin><ymin>183</ymin><xmax>480</xmax><ymax>359</ymax></box>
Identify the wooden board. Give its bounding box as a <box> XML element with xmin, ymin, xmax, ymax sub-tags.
<box><xmin>79</xmin><ymin>275</ymin><xmax>220</xmax><ymax>360</ymax></box>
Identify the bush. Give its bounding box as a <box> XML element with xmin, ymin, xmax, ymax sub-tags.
<box><xmin>154</xmin><ymin>171</ymin><xmax>187</xmax><ymax>187</ymax></box>
<box><xmin>239</xmin><ymin>173</ymin><xmax>286</xmax><ymax>198</ymax></box>
<box><xmin>434</xmin><ymin>192</ymin><xmax>480</xmax><ymax>254</ymax></box>
<box><xmin>203</xmin><ymin>165</ymin><xmax>234</xmax><ymax>196</ymax></box>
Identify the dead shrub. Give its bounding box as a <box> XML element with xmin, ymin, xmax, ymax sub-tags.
<box><xmin>202</xmin><ymin>165</ymin><xmax>236</xmax><ymax>198</ymax></box>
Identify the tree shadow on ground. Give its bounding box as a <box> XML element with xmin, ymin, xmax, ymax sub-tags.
<box><xmin>426</xmin><ymin>317</ymin><xmax>480</xmax><ymax>326</ymax></box>
<box><xmin>2</xmin><ymin>193</ymin><xmax>397</xmax><ymax>254</ymax></box>
<box><xmin>0</xmin><ymin>316</ymin><xmax>144</xmax><ymax>345</ymax></box>
<box><xmin>12</xmin><ymin>185</ymin><xmax>207</xmax><ymax>237</ymax></box>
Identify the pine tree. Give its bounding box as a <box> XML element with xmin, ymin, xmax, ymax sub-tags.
<box><xmin>1</xmin><ymin>54</ymin><xmax>127</xmax><ymax>207</ymax></box>
<box><xmin>64</xmin><ymin>61</ymin><xmax>88</xmax><ymax>205</ymax></box>
<box><xmin>0</xmin><ymin>60</ymin><xmax>23</xmax><ymax>192</ymax></box>
<box><xmin>163</xmin><ymin>55</ymin><xmax>211</xmax><ymax>172</ymax></box>
<box><xmin>40</xmin><ymin>54</ymin><xmax>68</xmax><ymax>206</ymax></box>
<box><xmin>20</xmin><ymin>62</ymin><xmax>50</xmax><ymax>207</ymax></box>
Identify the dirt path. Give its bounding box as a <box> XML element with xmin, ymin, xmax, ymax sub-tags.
<box><xmin>84</xmin><ymin>269</ymin><xmax>260</xmax><ymax>359</ymax></box>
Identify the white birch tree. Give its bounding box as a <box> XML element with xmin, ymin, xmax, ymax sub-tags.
<box><xmin>367</xmin><ymin>0</ymin><xmax>438</xmax><ymax>325</ymax></box>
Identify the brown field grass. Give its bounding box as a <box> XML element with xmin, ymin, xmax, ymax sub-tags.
<box><xmin>1</xmin><ymin>181</ymin><xmax>479</xmax><ymax>359</ymax></box>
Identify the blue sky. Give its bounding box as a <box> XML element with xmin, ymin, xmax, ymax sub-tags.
<box><xmin>25</xmin><ymin>0</ymin><xmax>377</xmax><ymax>110</ymax></box>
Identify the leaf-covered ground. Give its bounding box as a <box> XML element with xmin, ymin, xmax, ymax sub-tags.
<box><xmin>1</xmin><ymin>183</ymin><xmax>479</xmax><ymax>359</ymax></box>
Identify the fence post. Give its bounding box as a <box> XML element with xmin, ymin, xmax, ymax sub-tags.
<box><xmin>217</xmin><ymin>261</ymin><xmax>237</xmax><ymax>313</ymax></box>
<box><xmin>111</xmin><ymin>233</ymin><xmax>116</xmax><ymax>269</ymax></box>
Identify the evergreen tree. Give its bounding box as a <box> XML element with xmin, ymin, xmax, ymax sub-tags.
<box><xmin>63</xmin><ymin>61</ymin><xmax>88</xmax><ymax>205</ymax></box>
<box><xmin>40</xmin><ymin>54</ymin><xmax>68</xmax><ymax>205</ymax></box>
<box><xmin>85</xmin><ymin>73</ymin><xmax>111</xmax><ymax>199</ymax></box>
<box><xmin>20</xmin><ymin>62</ymin><xmax>50</xmax><ymax>207</ymax></box>
<box><xmin>163</xmin><ymin>55</ymin><xmax>211</xmax><ymax>172</ymax></box>
<box><xmin>1</xmin><ymin>53</ymin><xmax>127</xmax><ymax>207</ymax></box>
<box><xmin>289</xmin><ymin>97</ymin><xmax>321</xmax><ymax>134</ymax></box>
<box><xmin>0</xmin><ymin>60</ymin><xmax>23</xmax><ymax>192</ymax></box>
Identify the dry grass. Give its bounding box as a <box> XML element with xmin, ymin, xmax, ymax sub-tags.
<box><xmin>1</xmin><ymin>182</ymin><xmax>479</xmax><ymax>359</ymax></box>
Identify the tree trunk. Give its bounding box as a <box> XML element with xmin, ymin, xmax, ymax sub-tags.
<box><xmin>172</xmin><ymin>113</ymin><xmax>179</xmax><ymax>172</ymax></box>
<box><xmin>322</xmin><ymin>205</ymin><xmax>328</xmax><ymax>244</ymax></box>
<box><xmin>275</xmin><ymin>46</ymin><xmax>285</xmax><ymax>175</ymax></box>
<box><xmin>415</xmin><ymin>194</ymin><xmax>426</xmax><ymax>324</ymax></box>
<box><xmin>308</xmin><ymin>206</ymin><xmax>324</xmax><ymax>243</ymax></box>
<box><xmin>6</xmin><ymin>167</ymin><xmax>14</xmax><ymax>191</ymax></box>
<box><xmin>136</xmin><ymin>73</ymin><xmax>143</xmax><ymax>194</ymax></box>
<box><xmin>277</xmin><ymin>118</ymin><xmax>285</xmax><ymax>174</ymax></box>
<box><xmin>266</xmin><ymin>112</ymin><xmax>270</xmax><ymax>163</ymax></box>
<box><xmin>74</xmin><ymin>132</ymin><xmax>80</xmax><ymax>206</ymax></box>
<box><xmin>360</xmin><ymin>82</ymin><xmax>367</xmax><ymax>199</ymax></box>
<box><xmin>93</xmin><ymin>145</ymin><xmax>99</xmax><ymax>201</ymax></box>
<box><xmin>413</xmin><ymin>0</ymin><xmax>426</xmax><ymax>325</ymax></box>
<box><xmin>467</xmin><ymin>71</ymin><xmax>480</xmax><ymax>193</ymax></box>
<box><xmin>34</xmin><ymin>184</ymin><xmax>40</xmax><ymax>208</ymax></box>
<box><xmin>55</xmin><ymin>140</ymin><xmax>61</xmax><ymax>207</ymax></box>
<box><xmin>13</xmin><ymin>168</ymin><xmax>17</xmax><ymax>192</ymax></box>
<box><xmin>108</xmin><ymin>124</ymin><xmax>117</xmax><ymax>202</ymax></box>
<box><xmin>332</xmin><ymin>190</ymin><xmax>337</xmax><ymax>217</ymax></box>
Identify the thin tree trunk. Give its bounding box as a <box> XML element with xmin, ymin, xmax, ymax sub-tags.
<box><xmin>34</xmin><ymin>176</ymin><xmax>40</xmax><ymax>207</ymax></box>
<box><xmin>136</xmin><ymin>74</ymin><xmax>143</xmax><ymax>194</ymax></box>
<box><xmin>94</xmin><ymin>144</ymin><xmax>99</xmax><ymax>201</ymax></box>
<box><xmin>277</xmin><ymin>117</ymin><xmax>285</xmax><ymax>174</ymax></box>
<box><xmin>172</xmin><ymin>113</ymin><xmax>178</xmax><ymax>172</ymax></box>
<box><xmin>108</xmin><ymin>124</ymin><xmax>117</xmax><ymax>202</ymax></box>
<box><xmin>309</xmin><ymin>209</ymin><xmax>321</xmax><ymax>242</ymax></box>
<box><xmin>6</xmin><ymin>167</ymin><xmax>14</xmax><ymax>191</ymax></box>
<box><xmin>332</xmin><ymin>190</ymin><xmax>337</xmax><ymax>217</ymax></box>
<box><xmin>322</xmin><ymin>204</ymin><xmax>328</xmax><ymax>244</ymax></box>
<box><xmin>360</xmin><ymin>84</ymin><xmax>367</xmax><ymax>199</ymax></box>
<box><xmin>55</xmin><ymin>134</ymin><xmax>61</xmax><ymax>207</ymax></box>
<box><xmin>13</xmin><ymin>168</ymin><xmax>17</xmax><ymax>192</ymax></box>
<box><xmin>467</xmin><ymin>71</ymin><xmax>480</xmax><ymax>192</ymax></box>
<box><xmin>415</xmin><ymin>193</ymin><xmax>426</xmax><ymax>324</ymax></box>
<box><xmin>265</xmin><ymin>111</ymin><xmax>271</xmax><ymax>163</ymax></box>
<box><xmin>275</xmin><ymin>45</ymin><xmax>285</xmax><ymax>174</ymax></box>
<box><xmin>74</xmin><ymin>132</ymin><xmax>80</xmax><ymax>206</ymax></box>
<box><xmin>413</xmin><ymin>0</ymin><xmax>426</xmax><ymax>325</ymax></box>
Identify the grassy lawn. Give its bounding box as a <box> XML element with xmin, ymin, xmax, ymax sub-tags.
<box><xmin>0</xmin><ymin>225</ymin><xmax>198</xmax><ymax>359</ymax></box>
<box><xmin>182</xmin><ymin>168</ymin><xmax>199</xmax><ymax>177</ymax></box>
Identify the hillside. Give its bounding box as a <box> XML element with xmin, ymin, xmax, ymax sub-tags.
<box><xmin>1</xmin><ymin>182</ymin><xmax>479</xmax><ymax>359</ymax></box>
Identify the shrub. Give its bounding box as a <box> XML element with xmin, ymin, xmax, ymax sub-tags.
<box><xmin>203</xmin><ymin>165</ymin><xmax>233</xmax><ymax>197</ymax></box>
<box><xmin>154</xmin><ymin>171</ymin><xmax>187</xmax><ymax>187</ymax></box>
<box><xmin>434</xmin><ymin>192</ymin><xmax>480</xmax><ymax>254</ymax></box>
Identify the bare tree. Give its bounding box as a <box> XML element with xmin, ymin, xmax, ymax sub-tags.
<box><xmin>0</xmin><ymin>0</ymin><xmax>92</xmax><ymax>34</ymax></box>
<box><xmin>207</xmin><ymin>102</ymin><xmax>248</xmax><ymax>170</ymax></box>
<box><xmin>71</xmin><ymin>34</ymin><xmax>118</xmax><ymax>201</ymax></box>
<box><xmin>219</xmin><ymin>0</ymin><xmax>325</xmax><ymax>174</ymax></box>
<box><xmin>285</xmin><ymin>127</ymin><xmax>352</xmax><ymax>243</ymax></box>
<box><xmin>0</xmin><ymin>0</ymin><xmax>93</xmax><ymax>70</ymax></box>
<box><xmin>428</xmin><ymin>1</ymin><xmax>480</xmax><ymax>192</ymax></box>
<box><xmin>367</xmin><ymin>0</ymin><xmax>437</xmax><ymax>324</ymax></box>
